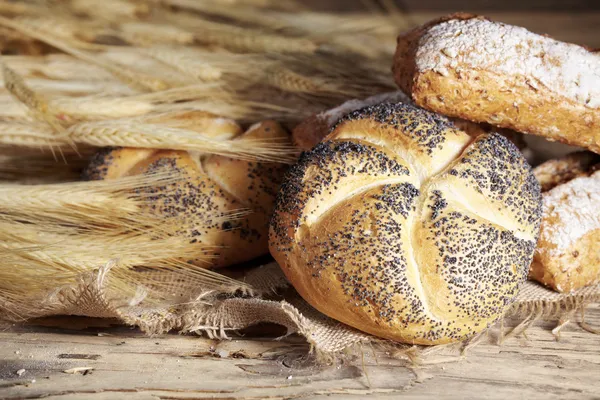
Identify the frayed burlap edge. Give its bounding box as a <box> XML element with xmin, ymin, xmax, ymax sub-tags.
<box><xmin>1</xmin><ymin>262</ymin><xmax>598</xmax><ymax>362</ymax></box>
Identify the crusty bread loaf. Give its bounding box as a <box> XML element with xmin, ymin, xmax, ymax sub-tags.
<box><xmin>393</xmin><ymin>14</ymin><xmax>600</xmax><ymax>153</ymax></box>
<box><xmin>84</xmin><ymin>118</ymin><xmax>290</xmax><ymax>268</ymax></box>
<box><xmin>530</xmin><ymin>153</ymin><xmax>600</xmax><ymax>292</ymax></box>
<box><xmin>533</xmin><ymin>151</ymin><xmax>600</xmax><ymax>192</ymax></box>
<box><xmin>292</xmin><ymin>91</ymin><xmax>525</xmax><ymax>152</ymax></box>
<box><xmin>270</xmin><ymin>102</ymin><xmax>542</xmax><ymax>345</ymax></box>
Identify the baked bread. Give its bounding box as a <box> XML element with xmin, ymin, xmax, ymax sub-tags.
<box><xmin>269</xmin><ymin>102</ymin><xmax>542</xmax><ymax>345</ymax></box>
<box><xmin>292</xmin><ymin>91</ymin><xmax>411</xmax><ymax>151</ymax></box>
<box><xmin>530</xmin><ymin>153</ymin><xmax>600</xmax><ymax>292</ymax></box>
<box><xmin>393</xmin><ymin>14</ymin><xmax>600</xmax><ymax>153</ymax></box>
<box><xmin>533</xmin><ymin>151</ymin><xmax>600</xmax><ymax>192</ymax></box>
<box><xmin>292</xmin><ymin>91</ymin><xmax>524</xmax><ymax>152</ymax></box>
<box><xmin>84</xmin><ymin>118</ymin><xmax>290</xmax><ymax>268</ymax></box>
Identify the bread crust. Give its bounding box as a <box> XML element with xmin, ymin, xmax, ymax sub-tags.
<box><xmin>270</xmin><ymin>103</ymin><xmax>541</xmax><ymax>345</ymax></box>
<box><xmin>292</xmin><ymin>91</ymin><xmax>525</xmax><ymax>152</ymax></box>
<box><xmin>84</xmin><ymin>119</ymin><xmax>290</xmax><ymax>268</ymax></box>
<box><xmin>393</xmin><ymin>14</ymin><xmax>600</xmax><ymax>153</ymax></box>
<box><xmin>533</xmin><ymin>151</ymin><xmax>600</xmax><ymax>192</ymax></box>
<box><xmin>530</xmin><ymin>154</ymin><xmax>600</xmax><ymax>292</ymax></box>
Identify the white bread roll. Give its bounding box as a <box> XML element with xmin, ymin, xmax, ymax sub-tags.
<box><xmin>84</xmin><ymin>118</ymin><xmax>290</xmax><ymax>268</ymax></box>
<box><xmin>269</xmin><ymin>103</ymin><xmax>542</xmax><ymax>345</ymax></box>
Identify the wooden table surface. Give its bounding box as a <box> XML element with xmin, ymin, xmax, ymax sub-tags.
<box><xmin>1</xmin><ymin>7</ymin><xmax>599</xmax><ymax>400</ymax></box>
<box><xmin>0</xmin><ymin>303</ymin><xmax>598</xmax><ymax>399</ymax></box>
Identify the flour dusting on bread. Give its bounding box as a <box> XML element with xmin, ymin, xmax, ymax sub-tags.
<box><xmin>416</xmin><ymin>17</ymin><xmax>600</xmax><ymax>108</ymax></box>
<box><xmin>541</xmin><ymin>170</ymin><xmax>600</xmax><ymax>256</ymax></box>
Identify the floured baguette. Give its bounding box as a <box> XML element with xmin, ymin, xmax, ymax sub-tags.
<box><xmin>393</xmin><ymin>13</ymin><xmax>600</xmax><ymax>153</ymax></box>
<box><xmin>531</xmin><ymin>153</ymin><xmax>600</xmax><ymax>292</ymax></box>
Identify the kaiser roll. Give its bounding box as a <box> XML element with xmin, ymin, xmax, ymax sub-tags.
<box><xmin>269</xmin><ymin>103</ymin><xmax>542</xmax><ymax>344</ymax></box>
<box><xmin>84</xmin><ymin>117</ymin><xmax>290</xmax><ymax>268</ymax></box>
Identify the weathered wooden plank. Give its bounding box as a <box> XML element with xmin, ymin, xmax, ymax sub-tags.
<box><xmin>0</xmin><ymin>303</ymin><xmax>598</xmax><ymax>399</ymax></box>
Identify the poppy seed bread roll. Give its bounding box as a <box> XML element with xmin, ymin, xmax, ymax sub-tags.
<box><xmin>84</xmin><ymin>120</ymin><xmax>290</xmax><ymax>268</ymax></box>
<box><xmin>269</xmin><ymin>103</ymin><xmax>542</xmax><ymax>345</ymax></box>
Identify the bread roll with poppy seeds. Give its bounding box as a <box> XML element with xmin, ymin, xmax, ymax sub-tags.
<box><xmin>269</xmin><ymin>103</ymin><xmax>542</xmax><ymax>345</ymax></box>
<box><xmin>84</xmin><ymin>119</ymin><xmax>290</xmax><ymax>268</ymax></box>
<box><xmin>393</xmin><ymin>14</ymin><xmax>600</xmax><ymax>153</ymax></box>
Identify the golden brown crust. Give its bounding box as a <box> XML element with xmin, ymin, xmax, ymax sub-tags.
<box><xmin>270</xmin><ymin>103</ymin><xmax>541</xmax><ymax>345</ymax></box>
<box><xmin>533</xmin><ymin>151</ymin><xmax>600</xmax><ymax>192</ymax></box>
<box><xmin>530</xmin><ymin>230</ymin><xmax>600</xmax><ymax>293</ymax></box>
<box><xmin>529</xmin><ymin>154</ymin><xmax>600</xmax><ymax>292</ymax></box>
<box><xmin>292</xmin><ymin>92</ymin><xmax>524</xmax><ymax>152</ymax></box>
<box><xmin>393</xmin><ymin>15</ymin><xmax>600</xmax><ymax>153</ymax></box>
<box><xmin>84</xmin><ymin>120</ymin><xmax>290</xmax><ymax>268</ymax></box>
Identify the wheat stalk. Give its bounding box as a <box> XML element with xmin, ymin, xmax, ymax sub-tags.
<box><xmin>139</xmin><ymin>46</ymin><xmax>223</xmax><ymax>82</ymax></box>
<box><xmin>68</xmin><ymin>120</ymin><xmax>297</xmax><ymax>163</ymax></box>
<box><xmin>0</xmin><ymin>171</ymin><xmax>253</xmax><ymax>312</ymax></box>
<box><xmin>160</xmin><ymin>0</ymin><xmax>305</xmax><ymax>12</ymax></box>
<box><xmin>70</xmin><ymin>0</ymin><xmax>150</xmax><ymax>22</ymax></box>
<box><xmin>161</xmin><ymin>13</ymin><xmax>318</xmax><ymax>54</ymax></box>
<box><xmin>0</xmin><ymin>16</ymin><xmax>170</xmax><ymax>92</ymax></box>
<box><xmin>37</xmin><ymin>56</ymin><xmax>117</xmax><ymax>82</ymax></box>
<box><xmin>119</xmin><ymin>22</ymin><xmax>195</xmax><ymax>46</ymax></box>
<box><xmin>15</xmin><ymin>16</ymin><xmax>107</xmax><ymax>50</ymax></box>
<box><xmin>1</xmin><ymin>62</ymin><xmax>69</xmax><ymax>133</ymax></box>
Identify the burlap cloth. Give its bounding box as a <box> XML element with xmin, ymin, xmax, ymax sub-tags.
<box><xmin>2</xmin><ymin>261</ymin><xmax>598</xmax><ymax>355</ymax></box>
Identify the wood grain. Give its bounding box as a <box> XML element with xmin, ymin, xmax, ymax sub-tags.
<box><xmin>0</xmin><ymin>303</ymin><xmax>598</xmax><ymax>399</ymax></box>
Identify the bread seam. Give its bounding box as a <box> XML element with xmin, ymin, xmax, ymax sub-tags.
<box><xmin>303</xmin><ymin>177</ymin><xmax>412</xmax><ymax>227</ymax></box>
<box><xmin>200</xmin><ymin>156</ymin><xmax>252</xmax><ymax>209</ymax></box>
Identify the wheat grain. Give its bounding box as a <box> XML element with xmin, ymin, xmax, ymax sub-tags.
<box><xmin>162</xmin><ymin>13</ymin><xmax>317</xmax><ymax>54</ymax></box>
<box><xmin>1</xmin><ymin>62</ymin><xmax>69</xmax><ymax>132</ymax></box>
<box><xmin>139</xmin><ymin>46</ymin><xmax>222</xmax><ymax>82</ymax></box>
<box><xmin>162</xmin><ymin>0</ymin><xmax>304</xmax><ymax>12</ymax></box>
<box><xmin>0</xmin><ymin>16</ymin><xmax>170</xmax><ymax>92</ymax></box>
<box><xmin>70</xmin><ymin>0</ymin><xmax>150</xmax><ymax>21</ymax></box>
<box><xmin>119</xmin><ymin>22</ymin><xmax>195</xmax><ymax>46</ymax></box>
<box><xmin>15</xmin><ymin>16</ymin><xmax>106</xmax><ymax>48</ymax></box>
<box><xmin>67</xmin><ymin>120</ymin><xmax>297</xmax><ymax>163</ymax></box>
<box><xmin>0</xmin><ymin>0</ymin><xmax>45</xmax><ymax>16</ymax></box>
<box><xmin>39</xmin><ymin>56</ymin><xmax>117</xmax><ymax>82</ymax></box>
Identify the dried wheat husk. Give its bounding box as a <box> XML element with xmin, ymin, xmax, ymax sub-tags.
<box><xmin>0</xmin><ymin>174</ymin><xmax>251</xmax><ymax>321</ymax></box>
<box><xmin>1</xmin><ymin>62</ymin><xmax>69</xmax><ymax>133</ymax></box>
<box><xmin>161</xmin><ymin>0</ymin><xmax>305</xmax><ymax>12</ymax></box>
<box><xmin>161</xmin><ymin>12</ymin><xmax>318</xmax><ymax>54</ymax></box>
<box><xmin>67</xmin><ymin>120</ymin><xmax>296</xmax><ymax>163</ymax></box>
<box><xmin>0</xmin><ymin>16</ymin><xmax>171</xmax><ymax>92</ymax></box>
<box><xmin>0</xmin><ymin>0</ymin><xmax>46</xmax><ymax>16</ymax></box>
<box><xmin>137</xmin><ymin>46</ymin><xmax>223</xmax><ymax>82</ymax></box>
<box><xmin>118</xmin><ymin>22</ymin><xmax>195</xmax><ymax>46</ymax></box>
<box><xmin>70</xmin><ymin>0</ymin><xmax>150</xmax><ymax>22</ymax></box>
<box><xmin>15</xmin><ymin>15</ymin><xmax>108</xmax><ymax>49</ymax></box>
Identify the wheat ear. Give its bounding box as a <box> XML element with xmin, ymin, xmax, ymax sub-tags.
<box><xmin>67</xmin><ymin>120</ymin><xmax>298</xmax><ymax>163</ymax></box>
<box><xmin>1</xmin><ymin>62</ymin><xmax>69</xmax><ymax>133</ymax></box>
<box><xmin>0</xmin><ymin>16</ymin><xmax>170</xmax><ymax>92</ymax></box>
